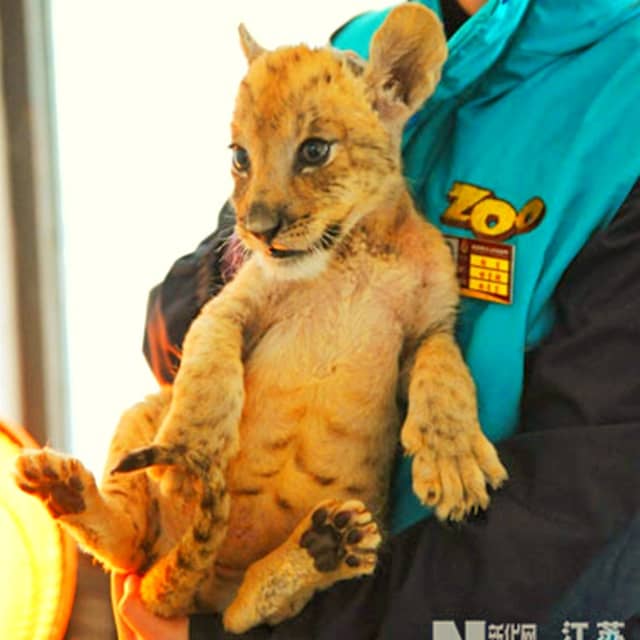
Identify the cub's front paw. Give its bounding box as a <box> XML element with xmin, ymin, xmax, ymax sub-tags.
<box><xmin>299</xmin><ymin>499</ymin><xmax>381</xmax><ymax>577</ymax></box>
<box><xmin>402</xmin><ymin>416</ymin><xmax>507</xmax><ymax>521</ymax></box>
<box><xmin>13</xmin><ymin>448</ymin><xmax>96</xmax><ymax>518</ymax></box>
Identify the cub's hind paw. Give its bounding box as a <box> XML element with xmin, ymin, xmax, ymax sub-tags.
<box><xmin>13</xmin><ymin>448</ymin><xmax>95</xmax><ymax>518</ymax></box>
<box><xmin>299</xmin><ymin>500</ymin><xmax>381</xmax><ymax>576</ymax></box>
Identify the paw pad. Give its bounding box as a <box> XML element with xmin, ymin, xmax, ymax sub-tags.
<box><xmin>14</xmin><ymin>450</ymin><xmax>91</xmax><ymax>518</ymax></box>
<box><xmin>299</xmin><ymin>500</ymin><xmax>381</xmax><ymax>574</ymax></box>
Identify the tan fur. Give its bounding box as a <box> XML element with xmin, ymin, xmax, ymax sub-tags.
<box><xmin>14</xmin><ymin>5</ymin><xmax>506</xmax><ymax>634</ymax></box>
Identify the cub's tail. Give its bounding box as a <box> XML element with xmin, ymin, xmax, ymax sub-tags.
<box><xmin>112</xmin><ymin>444</ymin><xmax>229</xmax><ymax>616</ymax></box>
<box><xmin>111</xmin><ymin>443</ymin><xmax>184</xmax><ymax>473</ymax></box>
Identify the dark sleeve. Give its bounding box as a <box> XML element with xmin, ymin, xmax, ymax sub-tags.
<box><xmin>189</xmin><ymin>180</ymin><xmax>640</xmax><ymax>639</ymax></box>
<box><xmin>142</xmin><ymin>202</ymin><xmax>240</xmax><ymax>384</ymax></box>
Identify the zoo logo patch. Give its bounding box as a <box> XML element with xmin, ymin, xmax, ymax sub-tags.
<box><xmin>441</xmin><ymin>182</ymin><xmax>546</xmax><ymax>305</ymax></box>
<box><xmin>441</xmin><ymin>181</ymin><xmax>546</xmax><ymax>241</ymax></box>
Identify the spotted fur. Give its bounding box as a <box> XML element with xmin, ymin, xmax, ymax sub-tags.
<box><xmin>14</xmin><ymin>5</ymin><xmax>506</xmax><ymax>633</ymax></box>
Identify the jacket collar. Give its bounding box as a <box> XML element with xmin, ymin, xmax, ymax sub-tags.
<box><xmin>428</xmin><ymin>0</ymin><xmax>531</xmax><ymax>100</ymax></box>
<box><xmin>421</xmin><ymin>0</ymin><xmax>640</xmax><ymax>101</ymax></box>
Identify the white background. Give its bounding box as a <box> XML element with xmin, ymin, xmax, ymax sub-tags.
<box><xmin>50</xmin><ymin>0</ymin><xmax>393</xmax><ymax>476</ymax></box>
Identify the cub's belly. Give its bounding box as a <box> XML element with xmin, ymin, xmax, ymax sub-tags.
<box><xmin>215</xmin><ymin>308</ymin><xmax>403</xmax><ymax>574</ymax></box>
<box><xmin>216</xmin><ymin>425</ymin><xmax>395</xmax><ymax>577</ymax></box>
<box><xmin>216</xmin><ymin>376</ymin><xmax>401</xmax><ymax>574</ymax></box>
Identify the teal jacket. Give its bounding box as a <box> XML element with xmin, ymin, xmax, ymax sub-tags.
<box><xmin>333</xmin><ymin>0</ymin><xmax>640</xmax><ymax>533</ymax></box>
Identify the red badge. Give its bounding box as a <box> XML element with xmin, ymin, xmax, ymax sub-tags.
<box><xmin>445</xmin><ymin>236</ymin><xmax>515</xmax><ymax>305</ymax></box>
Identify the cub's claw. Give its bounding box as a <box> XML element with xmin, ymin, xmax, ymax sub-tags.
<box><xmin>404</xmin><ymin>421</ymin><xmax>508</xmax><ymax>521</ymax></box>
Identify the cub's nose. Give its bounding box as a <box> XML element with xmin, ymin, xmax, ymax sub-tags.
<box><xmin>252</xmin><ymin>224</ymin><xmax>281</xmax><ymax>245</ymax></box>
<box><xmin>245</xmin><ymin>202</ymin><xmax>284</xmax><ymax>245</ymax></box>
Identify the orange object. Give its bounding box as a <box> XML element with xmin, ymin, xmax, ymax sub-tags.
<box><xmin>0</xmin><ymin>420</ymin><xmax>77</xmax><ymax>640</ymax></box>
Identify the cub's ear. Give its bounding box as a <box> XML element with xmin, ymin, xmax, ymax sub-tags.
<box><xmin>365</xmin><ymin>3</ymin><xmax>447</xmax><ymax>131</ymax></box>
<box><xmin>239</xmin><ymin>24</ymin><xmax>266</xmax><ymax>64</ymax></box>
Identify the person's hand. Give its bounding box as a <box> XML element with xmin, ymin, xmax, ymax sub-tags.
<box><xmin>113</xmin><ymin>572</ymin><xmax>189</xmax><ymax>640</ymax></box>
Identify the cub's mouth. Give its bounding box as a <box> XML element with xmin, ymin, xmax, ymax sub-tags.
<box><xmin>268</xmin><ymin>245</ymin><xmax>308</xmax><ymax>260</ymax></box>
<box><xmin>266</xmin><ymin>222</ymin><xmax>343</xmax><ymax>260</ymax></box>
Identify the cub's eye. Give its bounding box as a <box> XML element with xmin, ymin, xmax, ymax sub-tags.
<box><xmin>231</xmin><ymin>145</ymin><xmax>250</xmax><ymax>173</ymax></box>
<box><xmin>297</xmin><ymin>138</ymin><xmax>332</xmax><ymax>169</ymax></box>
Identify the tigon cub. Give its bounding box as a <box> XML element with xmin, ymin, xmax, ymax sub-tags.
<box><xmin>14</xmin><ymin>4</ymin><xmax>507</xmax><ymax>634</ymax></box>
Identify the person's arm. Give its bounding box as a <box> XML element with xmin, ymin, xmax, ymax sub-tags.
<box><xmin>182</xmin><ymin>180</ymin><xmax>640</xmax><ymax>638</ymax></box>
<box><xmin>143</xmin><ymin>201</ymin><xmax>240</xmax><ymax>384</ymax></box>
